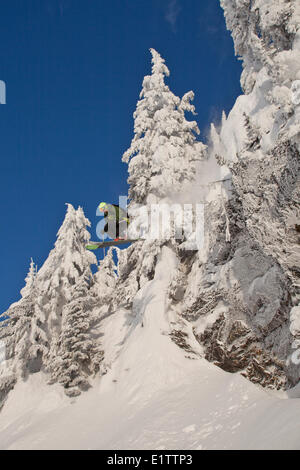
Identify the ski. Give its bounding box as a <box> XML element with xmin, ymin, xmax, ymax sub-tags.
<box><xmin>199</xmin><ymin>178</ymin><xmax>231</xmax><ymax>185</ymax></box>
<box><xmin>86</xmin><ymin>239</ymin><xmax>140</xmax><ymax>250</ymax></box>
<box><xmin>211</xmin><ymin>178</ymin><xmax>231</xmax><ymax>183</ymax></box>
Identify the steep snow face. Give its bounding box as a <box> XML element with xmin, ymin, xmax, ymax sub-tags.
<box><xmin>101</xmin><ymin>247</ymin><xmax>191</xmax><ymax>395</ymax></box>
<box><xmin>0</xmin><ymin>248</ymin><xmax>300</xmax><ymax>450</ymax></box>
<box><xmin>215</xmin><ymin>0</ymin><xmax>300</xmax><ymax>163</ymax></box>
<box><xmin>220</xmin><ymin>0</ymin><xmax>300</xmax><ymax>95</ymax></box>
<box><xmin>167</xmin><ymin>0</ymin><xmax>300</xmax><ymax>388</ymax></box>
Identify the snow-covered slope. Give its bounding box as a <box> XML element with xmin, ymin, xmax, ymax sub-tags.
<box><xmin>0</xmin><ymin>247</ymin><xmax>299</xmax><ymax>450</ymax></box>
<box><xmin>1</xmin><ymin>365</ymin><xmax>300</xmax><ymax>450</ymax></box>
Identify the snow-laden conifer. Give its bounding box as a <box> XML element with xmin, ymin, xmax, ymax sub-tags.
<box><xmin>0</xmin><ymin>204</ymin><xmax>100</xmax><ymax>400</ymax></box>
<box><xmin>122</xmin><ymin>48</ymin><xmax>206</xmax><ymax>204</ymax></box>
<box><xmin>94</xmin><ymin>248</ymin><xmax>117</xmax><ymax>301</ymax></box>
<box><xmin>34</xmin><ymin>204</ymin><xmax>100</xmax><ymax>393</ymax></box>
<box><xmin>36</xmin><ymin>204</ymin><xmax>97</xmax><ymax>332</ymax></box>
<box><xmin>48</xmin><ymin>274</ymin><xmax>103</xmax><ymax>397</ymax></box>
<box><xmin>0</xmin><ymin>259</ymin><xmax>47</xmax><ymax>384</ymax></box>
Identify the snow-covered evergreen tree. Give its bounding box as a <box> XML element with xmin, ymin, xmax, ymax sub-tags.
<box><xmin>34</xmin><ymin>204</ymin><xmax>100</xmax><ymax>393</ymax></box>
<box><xmin>0</xmin><ymin>259</ymin><xmax>47</xmax><ymax>386</ymax></box>
<box><xmin>0</xmin><ymin>204</ymin><xmax>100</xmax><ymax>403</ymax></box>
<box><xmin>122</xmin><ymin>48</ymin><xmax>206</xmax><ymax>204</ymax></box>
<box><xmin>36</xmin><ymin>204</ymin><xmax>97</xmax><ymax>333</ymax></box>
<box><xmin>94</xmin><ymin>248</ymin><xmax>117</xmax><ymax>302</ymax></box>
<box><xmin>6</xmin><ymin>258</ymin><xmax>48</xmax><ymax>377</ymax></box>
<box><xmin>48</xmin><ymin>275</ymin><xmax>103</xmax><ymax>397</ymax></box>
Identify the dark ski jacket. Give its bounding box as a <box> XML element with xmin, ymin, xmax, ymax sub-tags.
<box><xmin>103</xmin><ymin>204</ymin><xmax>129</xmax><ymax>224</ymax></box>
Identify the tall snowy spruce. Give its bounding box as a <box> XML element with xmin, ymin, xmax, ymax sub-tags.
<box><xmin>114</xmin><ymin>49</ymin><xmax>207</xmax><ymax>307</ymax></box>
<box><xmin>36</xmin><ymin>204</ymin><xmax>97</xmax><ymax>333</ymax></box>
<box><xmin>122</xmin><ymin>48</ymin><xmax>206</xmax><ymax>205</ymax></box>
<box><xmin>93</xmin><ymin>247</ymin><xmax>117</xmax><ymax>305</ymax></box>
<box><xmin>0</xmin><ymin>258</ymin><xmax>47</xmax><ymax>407</ymax></box>
<box><xmin>38</xmin><ymin>204</ymin><xmax>102</xmax><ymax>396</ymax></box>
<box><xmin>48</xmin><ymin>275</ymin><xmax>103</xmax><ymax>397</ymax></box>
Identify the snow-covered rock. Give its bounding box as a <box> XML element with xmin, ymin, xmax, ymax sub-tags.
<box><xmin>168</xmin><ymin>0</ymin><xmax>300</xmax><ymax>388</ymax></box>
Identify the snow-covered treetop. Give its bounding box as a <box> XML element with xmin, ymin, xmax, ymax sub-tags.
<box><xmin>56</xmin><ymin>204</ymin><xmax>91</xmax><ymax>250</ymax></box>
<box><xmin>123</xmin><ymin>48</ymin><xmax>206</xmax><ymax>204</ymax></box>
<box><xmin>20</xmin><ymin>258</ymin><xmax>37</xmax><ymax>298</ymax></box>
<box><xmin>37</xmin><ymin>204</ymin><xmax>96</xmax><ymax>292</ymax></box>
<box><xmin>94</xmin><ymin>247</ymin><xmax>117</xmax><ymax>297</ymax></box>
<box><xmin>146</xmin><ymin>47</ymin><xmax>170</xmax><ymax>89</ymax></box>
<box><xmin>98</xmin><ymin>247</ymin><xmax>117</xmax><ymax>276</ymax></box>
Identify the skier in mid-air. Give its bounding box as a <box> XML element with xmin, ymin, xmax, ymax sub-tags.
<box><xmin>86</xmin><ymin>203</ymin><xmax>136</xmax><ymax>251</ymax></box>
<box><xmin>98</xmin><ymin>202</ymin><xmax>129</xmax><ymax>241</ymax></box>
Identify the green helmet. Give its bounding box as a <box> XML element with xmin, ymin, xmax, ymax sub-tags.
<box><xmin>99</xmin><ymin>202</ymin><xmax>108</xmax><ymax>212</ymax></box>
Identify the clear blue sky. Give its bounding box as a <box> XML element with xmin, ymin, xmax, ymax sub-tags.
<box><xmin>0</xmin><ymin>0</ymin><xmax>242</xmax><ymax>313</ymax></box>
